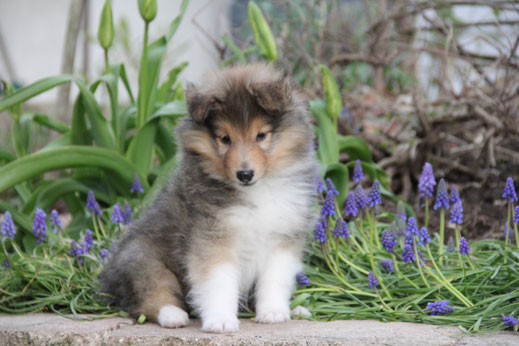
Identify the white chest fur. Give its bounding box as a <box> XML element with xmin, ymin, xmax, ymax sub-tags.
<box><xmin>219</xmin><ymin>174</ymin><xmax>314</xmax><ymax>291</ymax></box>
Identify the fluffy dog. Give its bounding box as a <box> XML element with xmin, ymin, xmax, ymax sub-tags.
<box><xmin>99</xmin><ymin>64</ymin><xmax>317</xmax><ymax>333</ymax></box>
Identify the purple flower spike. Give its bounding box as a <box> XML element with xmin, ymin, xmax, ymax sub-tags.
<box><xmin>86</xmin><ymin>191</ymin><xmax>102</xmax><ymax>216</ymax></box>
<box><xmin>503</xmin><ymin>177</ymin><xmax>518</xmax><ymax>202</ymax></box>
<box><xmin>381</xmin><ymin>259</ymin><xmax>394</xmax><ymax>272</ymax></box>
<box><xmin>332</xmin><ymin>217</ymin><xmax>349</xmax><ymax>239</ymax></box>
<box><xmin>83</xmin><ymin>229</ymin><xmax>94</xmax><ymax>250</ymax></box>
<box><xmin>418</xmin><ymin>162</ymin><xmax>436</xmax><ymax>199</ymax></box>
<box><xmin>418</xmin><ymin>227</ymin><xmax>431</xmax><ymax>245</ymax></box>
<box><xmin>502</xmin><ymin>315</ymin><xmax>518</xmax><ymax>328</ymax></box>
<box><xmin>368</xmin><ymin>272</ymin><xmax>378</xmax><ymax>289</ymax></box>
<box><xmin>130</xmin><ymin>173</ymin><xmax>144</xmax><ymax>194</ymax></box>
<box><xmin>122</xmin><ymin>201</ymin><xmax>132</xmax><ymax>225</ymax></box>
<box><xmin>2</xmin><ymin>258</ymin><xmax>10</xmax><ymax>269</ymax></box>
<box><xmin>354</xmin><ymin>185</ymin><xmax>368</xmax><ymax>210</ymax></box>
<box><xmin>407</xmin><ymin>217</ymin><xmax>419</xmax><ymax>236</ymax></box>
<box><xmin>100</xmin><ymin>248</ymin><xmax>109</xmax><ymax>261</ymax></box>
<box><xmin>325</xmin><ymin>178</ymin><xmax>339</xmax><ymax>196</ymax></box>
<box><xmin>434</xmin><ymin>179</ymin><xmax>449</xmax><ymax>210</ymax></box>
<box><xmin>314</xmin><ymin>217</ymin><xmax>328</xmax><ymax>243</ymax></box>
<box><xmin>344</xmin><ymin>192</ymin><xmax>358</xmax><ymax>217</ymax></box>
<box><xmin>32</xmin><ymin>208</ymin><xmax>47</xmax><ymax>244</ymax></box>
<box><xmin>381</xmin><ymin>229</ymin><xmax>397</xmax><ymax>252</ymax></box>
<box><xmin>459</xmin><ymin>237</ymin><xmax>470</xmax><ymax>256</ymax></box>
<box><xmin>321</xmin><ymin>193</ymin><xmax>336</xmax><ymax>217</ymax></box>
<box><xmin>50</xmin><ymin>210</ymin><xmax>62</xmax><ymax>233</ymax></box>
<box><xmin>514</xmin><ymin>206</ymin><xmax>519</xmax><ymax>224</ymax></box>
<box><xmin>353</xmin><ymin>160</ymin><xmax>364</xmax><ymax>182</ymax></box>
<box><xmin>296</xmin><ymin>273</ymin><xmax>310</xmax><ymax>287</ymax></box>
<box><xmin>426</xmin><ymin>300</ymin><xmax>454</xmax><ymax>315</ymax></box>
<box><xmin>367</xmin><ymin>180</ymin><xmax>382</xmax><ymax>208</ymax></box>
<box><xmin>450</xmin><ymin>184</ymin><xmax>460</xmax><ymax>204</ymax></box>
<box><xmin>70</xmin><ymin>240</ymin><xmax>84</xmax><ymax>264</ymax></box>
<box><xmin>1</xmin><ymin>212</ymin><xmax>16</xmax><ymax>239</ymax></box>
<box><xmin>450</xmin><ymin>200</ymin><xmax>463</xmax><ymax>225</ymax></box>
<box><xmin>111</xmin><ymin>203</ymin><xmax>124</xmax><ymax>224</ymax></box>
<box><xmin>402</xmin><ymin>244</ymin><xmax>416</xmax><ymax>263</ymax></box>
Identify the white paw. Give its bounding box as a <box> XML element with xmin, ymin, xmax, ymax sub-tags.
<box><xmin>255</xmin><ymin>308</ymin><xmax>290</xmax><ymax>324</ymax></box>
<box><xmin>157</xmin><ymin>305</ymin><xmax>189</xmax><ymax>328</ymax></box>
<box><xmin>201</xmin><ymin>316</ymin><xmax>240</xmax><ymax>333</ymax></box>
<box><xmin>291</xmin><ymin>305</ymin><xmax>312</xmax><ymax>318</ymax></box>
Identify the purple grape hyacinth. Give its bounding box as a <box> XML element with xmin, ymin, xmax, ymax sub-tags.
<box><xmin>1</xmin><ymin>212</ymin><xmax>16</xmax><ymax>239</ymax></box>
<box><xmin>407</xmin><ymin>217</ymin><xmax>419</xmax><ymax>236</ymax></box>
<box><xmin>418</xmin><ymin>227</ymin><xmax>431</xmax><ymax>245</ymax></box>
<box><xmin>450</xmin><ymin>200</ymin><xmax>463</xmax><ymax>225</ymax></box>
<box><xmin>344</xmin><ymin>192</ymin><xmax>358</xmax><ymax>217</ymax></box>
<box><xmin>296</xmin><ymin>273</ymin><xmax>310</xmax><ymax>287</ymax></box>
<box><xmin>367</xmin><ymin>180</ymin><xmax>382</xmax><ymax>208</ymax></box>
<box><xmin>381</xmin><ymin>229</ymin><xmax>398</xmax><ymax>252</ymax></box>
<box><xmin>111</xmin><ymin>203</ymin><xmax>124</xmax><ymax>224</ymax></box>
<box><xmin>50</xmin><ymin>209</ymin><xmax>62</xmax><ymax>233</ymax></box>
<box><xmin>503</xmin><ymin>177</ymin><xmax>518</xmax><ymax>202</ymax></box>
<box><xmin>514</xmin><ymin>206</ymin><xmax>519</xmax><ymax>224</ymax></box>
<box><xmin>368</xmin><ymin>272</ymin><xmax>378</xmax><ymax>289</ymax></box>
<box><xmin>83</xmin><ymin>229</ymin><xmax>94</xmax><ymax>252</ymax></box>
<box><xmin>321</xmin><ymin>193</ymin><xmax>336</xmax><ymax>217</ymax></box>
<box><xmin>130</xmin><ymin>173</ymin><xmax>144</xmax><ymax>194</ymax></box>
<box><xmin>86</xmin><ymin>190</ymin><xmax>102</xmax><ymax>216</ymax></box>
<box><xmin>381</xmin><ymin>259</ymin><xmax>394</xmax><ymax>272</ymax></box>
<box><xmin>402</xmin><ymin>244</ymin><xmax>416</xmax><ymax>263</ymax></box>
<box><xmin>325</xmin><ymin>178</ymin><xmax>339</xmax><ymax>196</ymax></box>
<box><xmin>32</xmin><ymin>208</ymin><xmax>47</xmax><ymax>244</ymax></box>
<box><xmin>450</xmin><ymin>184</ymin><xmax>460</xmax><ymax>204</ymax></box>
<box><xmin>459</xmin><ymin>237</ymin><xmax>470</xmax><ymax>256</ymax></box>
<box><xmin>353</xmin><ymin>160</ymin><xmax>364</xmax><ymax>182</ymax></box>
<box><xmin>354</xmin><ymin>185</ymin><xmax>368</xmax><ymax>210</ymax></box>
<box><xmin>502</xmin><ymin>315</ymin><xmax>518</xmax><ymax>328</ymax></box>
<box><xmin>314</xmin><ymin>218</ymin><xmax>328</xmax><ymax>243</ymax></box>
<box><xmin>426</xmin><ymin>300</ymin><xmax>454</xmax><ymax>315</ymax></box>
<box><xmin>100</xmin><ymin>248</ymin><xmax>109</xmax><ymax>261</ymax></box>
<box><xmin>122</xmin><ymin>201</ymin><xmax>132</xmax><ymax>225</ymax></box>
<box><xmin>434</xmin><ymin>179</ymin><xmax>449</xmax><ymax>210</ymax></box>
<box><xmin>332</xmin><ymin>218</ymin><xmax>349</xmax><ymax>239</ymax></box>
<box><xmin>70</xmin><ymin>240</ymin><xmax>84</xmax><ymax>263</ymax></box>
<box><xmin>418</xmin><ymin>162</ymin><xmax>436</xmax><ymax>199</ymax></box>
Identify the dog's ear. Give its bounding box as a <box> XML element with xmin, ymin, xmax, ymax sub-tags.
<box><xmin>184</xmin><ymin>83</ymin><xmax>220</xmax><ymax>124</ymax></box>
<box><xmin>249</xmin><ymin>77</ymin><xmax>292</xmax><ymax>114</ymax></box>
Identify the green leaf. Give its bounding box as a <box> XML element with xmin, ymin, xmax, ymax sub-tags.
<box><xmin>157</xmin><ymin>62</ymin><xmax>188</xmax><ymax>103</ymax></box>
<box><xmin>248</xmin><ymin>1</ymin><xmax>277</xmax><ymax>61</ymax></box>
<box><xmin>165</xmin><ymin>0</ymin><xmax>189</xmax><ymax>42</ymax></box>
<box><xmin>320</xmin><ymin>65</ymin><xmax>342</xmax><ymax>128</ymax></box>
<box><xmin>221</xmin><ymin>35</ymin><xmax>247</xmax><ymax>64</ymax></box>
<box><xmin>337</xmin><ymin>135</ymin><xmax>372</xmax><ymax>162</ymax></box>
<box><xmin>156</xmin><ymin>123</ymin><xmax>176</xmax><ymax>162</ymax></box>
<box><xmin>0</xmin><ymin>146</ymin><xmax>146</xmax><ymax>194</ymax></box>
<box><xmin>97</xmin><ymin>0</ymin><xmax>114</xmax><ymax>50</ymax></box>
<box><xmin>126</xmin><ymin>121</ymin><xmax>157</xmax><ymax>177</ymax></box>
<box><xmin>325</xmin><ymin>163</ymin><xmax>349</xmax><ymax>205</ymax></box>
<box><xmin>0</xmin><ymin>75</ymin><xmax>114</xmax><ymax>148</ymax></box>
<box><xmin>310</xmin><ymin>100</ymin><xmax>339</xmax><ymax>164</ymax></box>
<box><xmin>33</xmin><ymin>114</ymin><xmax>69</xmax><ymax>133</ymax></box>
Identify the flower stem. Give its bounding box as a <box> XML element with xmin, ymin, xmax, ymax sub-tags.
<box><xmin>369</xmin><ymin>219</ymin><xmax>392</xmax><ymax>299</ymax></box>
<box><xmin>412</xmin><ymin>238</ymin><xmax>430</xmax><ymax>288</ymax></box>
<box><xmin>439</xmin><ymin>208</ymin><xmax>445</xmax><ymax>265</ymax></box>
<box><xmin>425</xmin><ymin>245</ymin><xmax>473</xmax><ymax>307</ymax></box>
<box><xmin>454</xmin><ymin>226</ymin><xmax>464</xmax><ymax>268</ymax></box>
<box><xmin>336</xmin><ymin>249</ymin><xmax>369</xmax><ymax>275</ymax></box>
<box><xmin>513</xmin><ymin>208</ymin><xmax>519</xmax><ymax>247</ymax></box>
<box><xmin>321</xmin><ymin>244</ymin><xmax>363</xmax><ymax>293</ymax></box>
<box><xmin>91</xmin><ymin>215</ymin><xmax>102</xmax><ymax>241</ymax></box>
<box><xmin>506</xmin><ymin>202</ymin><xmax>511</xmax><ymax>245</ymax></box>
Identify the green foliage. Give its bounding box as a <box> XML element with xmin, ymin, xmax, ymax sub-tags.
<box><xmin>248</xmin><ymin>1</ymin><xmax>277</xmax><ymax>62</ymax></box>
<box><xmin>0</xmin><ymin>1</ymin><xmax>189</xmax><ymax>241</ymax></box>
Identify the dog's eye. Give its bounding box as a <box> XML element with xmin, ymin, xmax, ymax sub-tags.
<box><xmin>256</xmin><ymin>132</ymin><xmax>266</xmax><ymax>142</ymax></box>
<box><xmin>220</xmin><ymin>135</ymin><xmax>232</xmax><ymax>145</ymax></box>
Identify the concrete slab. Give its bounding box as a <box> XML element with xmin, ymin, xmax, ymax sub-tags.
<box><xmin>0</xmin><ymin>314</ymin><xmax>517</xmax><ymax>345</ymax></box>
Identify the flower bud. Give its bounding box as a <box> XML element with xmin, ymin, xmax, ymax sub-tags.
<box><xmin>138</xmin><ymin>0</ymin><xmax>157</xmax><ymax>23</ymax></box>
<box><xmin>98</xmin><ymin>0</ymin><xmax>114</xmax><ymax>50</ymax></box>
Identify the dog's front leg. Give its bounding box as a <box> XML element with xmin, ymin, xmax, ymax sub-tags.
<box><xmin>191</xmin><ymin>262</ymin><xmax>240</xmax><ymax>333</ymax></box>
<box><xmin>255</xmin><ymin>247</ymin><xmax>301</xmax><ymax>323</ymax></box>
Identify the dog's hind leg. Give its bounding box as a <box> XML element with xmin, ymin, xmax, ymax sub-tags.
<box><xmin>136</xmin><ymin>262</ymin><xmax>189</xmax><ymax>328</ymax></box>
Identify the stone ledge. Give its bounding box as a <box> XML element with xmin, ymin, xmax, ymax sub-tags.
<box><xmin>0</xmin><ymin>314</ymin><xmax>517</xmax><ymax>345</ymax></box>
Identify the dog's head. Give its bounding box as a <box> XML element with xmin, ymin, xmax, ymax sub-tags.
<box><xmin>179</xmin><ymin>64</ymin><xmax>312</xmax><ymax>187</ymax></box>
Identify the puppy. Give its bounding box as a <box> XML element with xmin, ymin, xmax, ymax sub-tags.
<box><xmin>99</xmin><ymin>64</ymin><xmax>317</xmax><ymax>333</ymax></box>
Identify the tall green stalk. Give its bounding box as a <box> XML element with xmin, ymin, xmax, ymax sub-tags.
<box><xmin>439</xmin><ymin>208</ymin><xmax>445</xmax><ymax>265</ymax></box>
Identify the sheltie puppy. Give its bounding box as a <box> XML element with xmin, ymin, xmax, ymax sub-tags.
<box><xmin>99</xmin><ymin>63</ymin><xmax>317</xmax><ymax>333</ymax></box>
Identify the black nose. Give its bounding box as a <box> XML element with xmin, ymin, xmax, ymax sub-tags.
<box><xmin>236</xmin><ymin>170</ymin><xmax>254</xmax><ymax>183</ymax></box>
